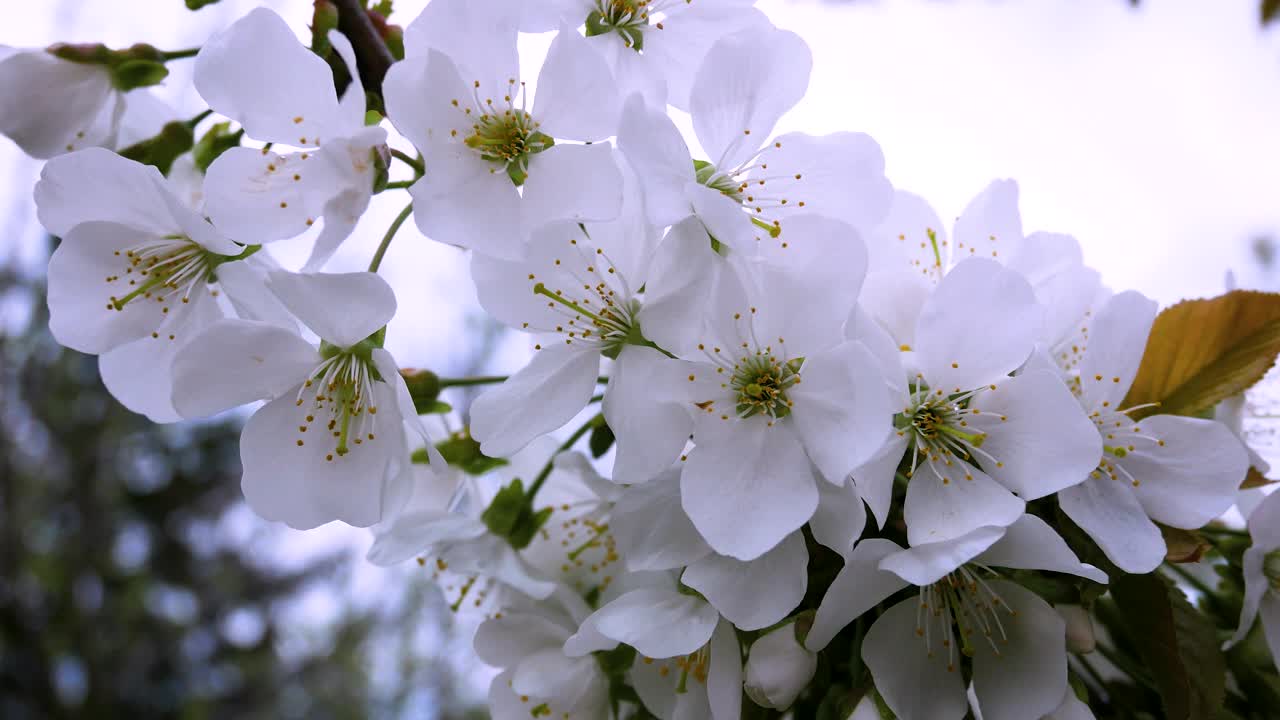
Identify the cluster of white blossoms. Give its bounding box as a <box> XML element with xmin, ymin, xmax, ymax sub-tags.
<box><xmin>10</xmin><ymin>0</ymin><xmax>1279</xmax><ymax>718</ymax></box>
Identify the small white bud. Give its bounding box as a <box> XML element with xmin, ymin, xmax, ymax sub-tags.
<box><xmin>744</xmin><ymin>620</ymin><xmax>817</xmax><ymax>710</ymax></box>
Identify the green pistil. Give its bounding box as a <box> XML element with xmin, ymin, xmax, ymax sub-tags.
<box><xmin>464</xmin><ymin>111</ymin><xmax>553</xmax><ymax>186</ymax></box>
<box><xmin>927</xmin><ymin>227</ymin><xmax>943</xmax><ymax>268</ymax></box>
<box><xmin>335</xmin><ymin>385</ymin><xmax>355</xmax><ymax>456</ymax></box>
<box><xmin>533</xmin><ymin>282</ymin><xmax>614</xmax><ymax>328</ymax></box>
<box><xmin>751</xmin><ymin>216</ymin><xmax>782</xmax><ymax>238</ymax></box>
<box><xmin>675</xmin><ymin>666</ymin><xmax>690</xmax><ymax>694</ymax></box>
<box><xmin>530</xmin><ymin>703</ymin><xmax>551</xmax><ymax>717</ymax></box>
<box><xmin>732</xmin><ymin>354</ymin><xmax>801</xmax><ymax>419</ymax></box>
<box><xmin>111</xmin><ymin>274</ymin><xmax>168</xmax><ymax>310</ymax></box>
<box><xmin>936</xmin><ymin>423</ymin><xmax>986</xmax><ymax>448</ymax></box>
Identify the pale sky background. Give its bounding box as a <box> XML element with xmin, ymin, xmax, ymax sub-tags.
<box><xmin>1</xmin><ymin>0</ymin><xmax>1279</xmax><ymax>707</ymax></box>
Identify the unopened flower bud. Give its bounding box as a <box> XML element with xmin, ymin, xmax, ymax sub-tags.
<box><xmin>400</xmin><ymin>368</ymin><xmax>440</xmax><ymax>414</ymax></box>
<box><xmin>744</xmin><ymin>618</ymin><xmax>818</xmax><ymax>710</ymax></box>
<box><xmin>1057</xmin><ymin>604</ymin><xmax>1096</xmax><ymax>654</ymax></box>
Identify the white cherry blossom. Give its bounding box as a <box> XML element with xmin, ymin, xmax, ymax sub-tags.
<box><xmin>196</xmin><ymin>8</ymin><xmax>386</xmax><ymax>270</ymax></box>
<box><xmin>384</xmin><ymin>0</ymin><xmax>624</xmax><ymax>260</ymax></box>
<box><xmin>169</xmin><ymin>271</ymin><xmax>429</xmax><ymax>529</ymax></box>
<box><xmin>0</xmin><ymin>45</ymin><xmax>132</xmax><ymax>158</ymax></box>
<box><xmin>852</xmin><ymin>257</ymin><xmax>1101</xmax><ymax>544</ymax></box>
<box><xmin>619</xmin><ymin>23</ymin><xmax>892</xmax><ymax>251</ymax></box>
<box><xmin>1055</xmin><ymin>290</ymin><xmax>1249</xmax><ymax>573</ymax></box>
<box><xmin>1225</xmin><ymin>488</ymin><xmax>1280</xmax><ymax>670</ymax></box>
<box><xmin>35</xmin><ymin>148</ymin><xmax>283</xmax><ymax>422</ymax></box>
<box><xmin>674</xmin><ymin>215</ymin><xmax>893</xmax><ymax>560</ymax></box>
<box><xmin>806</xmin><ymin>516</ymin><xmax>1107</xmax><ymax>720</ymax></box>
<box><xmin>549</xmin><ymin>0</ymin><xmax>769</xmax><ymax>110</ymax></box>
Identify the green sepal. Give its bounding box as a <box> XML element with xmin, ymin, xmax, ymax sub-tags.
<box><xmin>596</xmin><ymin>644</ymin><xmax>636</xmax><ymax>677</ymax></box>
<box><xmin>116</xmin><ymin>120</ymin><xmax>193</xmax><ymax>175</ymax></box>
<box><xmin>506</xmin><ymin>159</ymin><xmax>528</xmax><ymax>187</ymax></box>
<box><xmin>400</xmin><ymin>369</ymin><xmax>441</xmax><ymax>413</ymax></box>
<box><xmin>480</xmin><ymin>478</ymin><xmax>551</xmax><ymax>550</ymax></box>
<box><xmin>426</xmin><ymin>432</ymin><xmax>509</xmax><ymax>476</ymax></box>
<box><xmin>589</xmin><ymin>421</ymin><xmax>615</xmax><ymax>459</ymax></box>
<box><xmin>110</xmin><ymin>59</ymin><xmax>169</xmax><ymax>91</ymax></box>
<box><xmin>192</xmin><ymin>121</ymin><xmax>242</xmax><ymax>173</ymax></box>
<box><xmin>371</xmin><ymin>146</ymin><xmax>390</xmax><ymax>193</ymax></box>
<box><xmin>310</xmin><ymin>1</ymin><xmax>340</xmax><ymax>57</ymax></box>
<box><xmin>185</xmin><ymin>0</ymin><xmax>222</xmax><ymax>8</ymax></box>
<box><xmin>424</xmin><ymin>400</ymin><xmax>452</xmax><ymax>414</ymax></box>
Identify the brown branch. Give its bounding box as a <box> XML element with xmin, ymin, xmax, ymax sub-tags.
<box><xmin>329</xmin><ymin>0</ymin><xmax>394</xmax><ymax>98</ymax></box>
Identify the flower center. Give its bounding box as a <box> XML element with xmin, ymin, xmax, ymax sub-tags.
<box><xmin>104</xmin><ymin>235</ymin><xmax>217</xmax><ymax>317</ymax></box>
<box><xmin>730</xmin><ymin>352</ymin><xmax>802</xmax><ymax>419</ymax></box>
<box><xmin>899</xmin><ymin>382</ymin><xmax>1006</xmax><ymax>485</ymax></box>
<box><xmin>453</xmin><ymin>78</ymin><xmax>554</xmax><ymax>186</ymax></box>
<box><xmin>915</xmin><ymin>566</ymin><xmax>1016</xmax><ymax>671</ymax></box>
<box><xmin>293</xmin><ymin>349</ymin><xmax>382</xmax><ymax>462</ymax></box>
<box><xmin>1086</xmin><ymin>402</ymin><xmax>1164</xmax><ymax>488</ymax></box>
<box><xmin>585</xmin><ymin>0</ymin><xmax>651</xmax><ymax>50</ymax></box>
<box><xmin>692</xmin><ymin>154</ymin><xmax>792</xmax><ymax>239</ymax></box>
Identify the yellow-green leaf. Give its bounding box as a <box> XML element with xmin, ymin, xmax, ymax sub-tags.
<box><xmin>1123</xmin><ymin>291</ymin><xmax>1280</xmax><ymax>418</ymax></box>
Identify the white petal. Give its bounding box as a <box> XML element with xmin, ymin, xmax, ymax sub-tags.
<box><xmin>266</xmin><ymin>270</ymin><xmax>396</xmax><ymax>348</ymax></box>
<box><xmin>1226</xmin><ymin>547</ymin><xmax>1268</xmax><ymax>650</ymax></box>
<box><xmin>240</xmin><ymin>384</ymin><xmax>406</xmax><ymax>529</ymax></box>
<box><xmin>366</xmin><ymin>510</ymin><xmax>487</xmax><ymax>566</ymax></box>
<box><xmin>809</xmin><ymin>477</ymin><xmax>867</xmax><ymax>558</ymax></box>
<box><xmin>1247</xmin><ymin>487</ymin><xmax>1280</xmax><ymax>549</ymax></box>
<box><xmin>605</xmin><ymin>346</ymin><xmax>698</xmax><ymax>485</ymax></box>
<box><xmin>522</xmin><ymin>143</ymin><xmax>624</xmax><ymax>230</ymax></box>
<box><xmin>969</xmin><ymin>581</ymin><xmax>1068</xmax><ymax>720</ymax></box>
<box><xmin>916</xmin><ymin>257</ymin><xmax>1044</xmax><ymax>392</ymax></box>
<box><xmin>970</xmin><ymin>369</ymin><xmax>1102</xmax><ymax>499</ymax></box>
<box><xmin>532</xmin><ymin>26</ymin><xmax>620</xmax><ymax>141</ymax></box>
<box><xmin>382</xmin><ymin>50</ymin><xmax>472</xmax><ymax>157</ymax></box>
<box><xmin>36</xmin><ymin>147</ymin><xmax>174</xmax><ymax>237</ymax></box>
<box><xmin>214</xmin><ymin>258</ymin><xmax>297</xmax><ymax>330</ymax></box>
<box><xmin>904</xmin><ymin>460</ymin><xmax>1025</xmax><ymax>546</ymax></box>
<box><xmin>790</xmin><ymin>340</ymin><xmax>893</xmax><ymax>483</ymax></box>
<box><xmin>975</xmin><ymin>514</ymin><xmax>1108</xmax><ymax>583</ymax></box>
<box><xmin>1078</xmin><ymin>290</ymin><xmax>1157</xmax><ymax>410</ymax></box>
<box><xmin>194</xmin><ymin>7</ymin><xmax>346</xmax><ymax>144</ymax></box>
<box><xmin>686</xmin><ymin>181</ymin><xmax>755</xmax><ymax>251</ymax></box>
<box><xmin>326</xmin><ymin>30</ymin><xmax>367</xmax><ymax>131</ymax></box>
<box><xmin>848</xmin><ymin>304</ymin><xmax>910</xmax><ymax>404</ymax></box>
<box><xmin>880</xmin><ymin>525</ymin><xmax>1006</xmax><ymax>587</ymax></box>
<box><xmin>756</xmin><ymin>132</ymin><xmax>893</xmax><ymax>234</ymax></box>
<box><xmin>707</xmin><ymin>619</ymin><xmax>745</xmax><ymax>720</ymax></box>
<box><xmin>441</xmin><ymin>534</ymin><xmax>555</xmax><ymax>599</ymax></box>
<box><xmin>402</xmin><ymin>0</ymin><xmax>519</xmax><ymax>92</ymax></box>
<box><xmin>640</xmin><ymin>219</ymin><xmax>727</xmax><ymax>354</ymax></box>
<box><xmin>302</xmin><ymin>184</ymin><xmax>373</xmax><ymax>272</ymax></box>
<box><xmin>170</xmin><ymin>319</ymin><xmax>316</xmax><ymax>418</ymax></box>
<box><xmin>613</xmin><ymin>470</ymin><xmax>713</xmax><ymax>572</ymax></box>
<box><xmin>807</xmin><ymin>538</ymin><xmax>909</xmax><ymax>651</ymax></box>
<box><xmin>683</xmin><ymin>531</ymin><xmax>807</xmax><ymax>630</ymax></box>
<box><xmin>863</xmin><ymin>596</ymin><xmax>969</xmax><ymax>720</ymax></box>
<box><xmin>408</xmin><ymin>141</ymin><xmax>524</xmax><ymax>260</ymax></box>
<box><xmin>1126</xmin><ymin>415</ymin><xmax>1249</xmax><ymax>528</ymax></box>
<box><xmin>47</xmin><ymin>222</ymin><xmax>173</xmax><ymax>353</ymax></box>
<box><xmin>1007</xmin><ymin>232</ymin><xmax>1100</xmax><ymax>347</ymax></box>
<box><xmin>474</xmin><ymin>611</ymin><xmax>569</xmax><ymax>668</ymax></box>
<box><xmin>1044</xmin><ymin>688</ymin><xmax>1097</xmax><ymax>720</ymax></box>
<box><xmin>203</xmin><ymin>146</ymin><xmax>347</xmax><ymax>244</ymax></box>
<box><xmin>1259</xmin><ymin>592</ymin><xmax>1280</xmax><ymax>671</ymax></box>
<box><xmin>866</xmin><ymin>189</ymin><xmax>948</xmax><ymax>279</ymax></box>
<box><xmin>690</xmin><ymin>25</ymin><xmax>811</xmax><ymax>170</ymax></box>
<box><xmin>952</xmin><ymin>179</ymin><xmax>1023</xmax><ymax>262</ymax></box>
<box><xmin>752</xmin><ymin>214</ymin><xmax>869</xmax><ymax>357</ymax></box>
<box><xmin>643</xmin><ymin>3</ymin><xmax>770</xmax><ymax>110</ymax></box>
<box><xmin>1057</xmin><ymin>475</ymin><xmax>1165</xmax><ymax>574</ymax></box>
<box><xmin>566</xmin><ymin>587</ymin><xmax>719</xmax><ymax>659</ymax></box>
<box><xmin>0</xmin><ymin>50</ymin><xmax>116</xmax><ymax>159</ymax></box>
<box><xmin>470</xmin><ymin>345</ymin><xmax>600</xmax><ymax>458</ymax></box>
<box><xmin>99</xmin><ymin>290</ymin><xmax>223</xmax><ymax>422</ymax></box>
<box><xmin>617</xmin><ymin>93</ymin><xmax>696</xmax><ymax>227</ymax></box>
<box><xmin>852</xmin><ymin>432</ymin><xmax>909</xmax><ymax>530</ymax></box>
<box><xmin>744</xmin><ymin>621</ymin><xmax>817</xmax><ymax>710</ymax></box>
<box><xmin>512</xmin><ymin>648</ymin><xmax>591</xmax><ymax>702</ymax></box>
<box><xmin>682</xmin><ymin>417</ymin><xmax>818</xmax><ymax>561</ymax></box>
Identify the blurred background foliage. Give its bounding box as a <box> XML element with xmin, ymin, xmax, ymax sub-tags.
<box><xmin>0</xmin><ymin>240</ymin><xmax>487</xmax><ymax>719</ymax></box>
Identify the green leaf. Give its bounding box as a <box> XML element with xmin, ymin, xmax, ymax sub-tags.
<box><xmin>185</xmin><ymin>0</ymin><xmax>222</xmax><ymax>8</ymax></box>
<box><xmin>480</xmin><ymin>479</ymin><xmax>525</xmax><ymax>538</ymax></box>
<box><xmin>1110</xmin><ymin>573</ymin><xmax>1226</xmax><ymax>720</ymax></box>
<box><xmin>1124</xmin><ymin>291</ymin><xmax>1280</xmax><ymax>418</ymax></box>
<box><xmin>425</xmin><ymin>432</ymin><xmax>508</xmax><ymax>476</ymax></box>
<box><xmin>589</xmin><ymin>421</ymin><xmax>615</xmax><ymax>458</ymax></box>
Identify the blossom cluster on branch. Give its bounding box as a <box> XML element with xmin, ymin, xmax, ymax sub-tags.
<box><xmin>6</xmin><ymin>1</ymin><xmax>1280</xmax><ymax>718</ymax></box>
